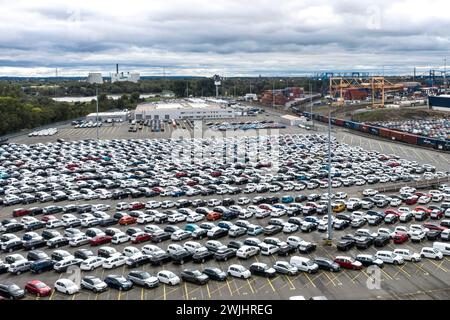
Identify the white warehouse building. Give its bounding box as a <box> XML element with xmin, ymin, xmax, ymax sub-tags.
<box><xmin>135</xmin><ymin>100</ymin><xmax>236</xmax><ymax>121</ymax></box>
<box><xmin>85</xmin><ymin>111</ymin><xmax>128</xmax><ymax>122</ymax></box>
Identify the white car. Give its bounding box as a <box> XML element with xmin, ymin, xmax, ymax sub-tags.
<box><xmin>236</xmin><ymin>245</ymin><xmax>260</xmax><ymax>259</ymax></box>
<box><xmin>393</xmin><ymin>249</ymin><xmax>421</xmax><ymax>262</ymax></box>
<box><xmin>142</xmin><ymin>244</ymin><xmax>165</xmax><ymax>255</ymax></box>
<box><xmin>111</xmin><ymin>232</ymin><xmax>130</xmax><ymax>245</ymax></box>
<box><xmin>420</xmin><ymin>247</ymin><xmax>444</xmax><ymax>260</ymax></box>
<box><xmin>80</xmin><ymin>257</ymin><xmax>106</xmax><ymax>271</ymax></box>
<box><xmin>418</xmin><ymin>195</ymin><xmax>432</xmax><ymax>204</ymax></box>
<box><xmin>146</xmin><ymin>201</ymin><xmax>161</xmax><ymax>209</ymax></box>
<box><xmin>375</xmin><ymin>251</ymin><xmax>404</xmax><ymax>265</ymax></box>
<box><xmin>157</xmin><ymin>270</ymin><xmax>180</xmax><ymax>285</ymax></box>
<box><xmin>69</xmin><ymin>235</ymin><xmax>90</xmax><ymax>247</ymax></box>
<box><xmin>410</xmin><ymin>230</ymin><xmax>426</xmax><ymax>242</ymax></box>
<box><xmin>54</xmin><ymin>279</ymin><xmax>80</xmax><ymax>295</ymax></box>
<box><xmin>286</xmin><ymin>236</ymin><xmax>303</xmax><ymax>248</ymax></box>
<box><xmin>102</xmin><ymin>255</ymin><xmax>127</xmax><ymax>269</ymax></box>
<box><xmin>290</xmin><ymin>256</ymin><xmax>319</xmax><ymax>273</ymax></box>
<box><xmin>390</xmin><ymin>198</ymin><xmax>402</xmax><ymax>207</ymax></box>
<box><xmin>123</xmin><ymin>246</ymin><xmax>141</xmax><ymax>257</ymax></box>
<box><xmin>207</xmin><ymin>199</ymin><xmax>221</xmax><ymax>206</ymax></box>
<box><xmin>363</xmin><ymin>189</ymin><xmax>378</xmax><ymax>196</ymax></box>
<box><xmin>238</xmin><ymin>210</ymin><xmax>253</xmax><ymax>219</ymax></box>
<box><xmin>335</xmin><ymin>192</ymin><xmax>347</xmax><ymax>199</ymax></box>
<box><xmin>237</xmin><ymin>197</ymin><xmax>250</xmax><ymax>205</ymax></box>
<box><xmin>186</xmin><ymin>213</ymin><xmax>204</xmax><ymax>222</ymax></box>
<box><xmin>168</xmin><ymin>213</ymin><xmax>186</xmax><ymax>223</ymax></box>
<box><xmin>183</xmin><ymin>241</ymin><xmax>203</xmax><ymax>254</ymax></box>
<box><xmin>282</xmin><ymin>223</ymin><xmax>298</xmax><ymax>233</ymax></box>
<box><xmin>227</xmin><ymin>264</ymin><xmax>251</xmax><ymax>279</ymax></box>
<box><xmin>171</xmin><ymin>230</ymin><xmax>190</xmax><ymax>241</ymax></box>
<box><xmin>137</xmin><ymin>214</ymin><xmax>153</xmax><ymax>224</ymax></box>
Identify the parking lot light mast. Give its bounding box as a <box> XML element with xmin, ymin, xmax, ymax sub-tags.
<box><xmin>96</xmin><ymin>87</ymin><xmax>99</xmax><ymax>140</ymax></box>
<box><xmin>326</xmin><ymin>107</ymin><xmax>333</xmax><ymax>245</ymax></box>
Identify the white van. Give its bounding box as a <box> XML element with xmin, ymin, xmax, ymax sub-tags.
<box><xmin>289</xmin><ymin>256</ymin><xmax>318</xmax><ymax>274</ymax></box>
<box><xmin>111</xmin><ymin>233</ymin><xmax>130</xmax><ymax>245</ymax></box>
<box><xmin>433</xmin><ymin>242</ymin><xmax>450</xmax><ymax>256</ymax></box>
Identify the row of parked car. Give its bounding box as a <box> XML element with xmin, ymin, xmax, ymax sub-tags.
<box><xmin>0</xmin><ymin>134</ymin><xmax>445</xmax><ymax>206</ymax></box>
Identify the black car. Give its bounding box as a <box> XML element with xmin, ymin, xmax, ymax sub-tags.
<box><xmin>164</xmin><ymin>226</ymin><xmax>180</xmax><ymax>234</ymax></box>
<box><xmin>180</xmin><ymin>270</ymin><xmax>209</xmax><ymax>285</ymax></box>
<box><xmin>126</xmin><ymin>254</ymin><xmax>150</xmax><ymax>268</ymax></box>
<box><xmin>191</xmin><ymin>229</ymin><xmax>208</xmax><ymax>240</ymax></box>
<box><xmin>192</xmin><ymin>249</ymin><xmax>214</xmax><ymax>263</ymax></box>
<box><xmin>202</xmin><ymin>267</ymin><xmax>227</xmax><ymax>281</ymax></box>
<box><xmin>23</xmin><ymin>238</ymin><xmax>47</xmax><ymax>251</ymax></box>
<box><xmin>99</xmin><ymin>218</ymin><xmax>117</xmax><ymax>227</ymax></box>
<box><xmin>112</xmin><ymin>190</ymin><xmax>128</xmax><ymax>199</ymax></box>
<box><xmin>74</xmin><ymin>249</ymin><xmax>94</xmax><ymax>260</ymax></box>
<box><xmin>249</xmin><ymin>263</ymin><xmax>276</xmax><ymax>278</ymax></box>
<box><xmin>27</xmin><ymin>250</ymin><xmax>49</xmax><ymax>262</ymax></box>
<box><xmin>29</xmin><ymin>207</ymin><xmax>44</xmax><ymax>216</ymax></box>
<box><xmin>104</xmin><ymin>275</ymin><xmax>133</xmax><ymax>291</ymax></box>
<box><xmin>208</xmin><ymin>228</ymin><xmax>228</xmax><ymax>240</ymax></box>
<box><xmin>149</xmin><ymin>251</ymin><xmax>172</xmax><ymax>266</ymax></box>
<box><xmin>368</xmin><ymin>215</ymin><xmax>383</xmax><ymax>226</ymax></box>
<box><xmin>335</xmin><ymin>214</ymin><xmax>352</xmax><ymax>222</ymax></box>
<box><xmin>151</xmin><ymin>231</ymin><xmax>171</xmax><ymax>243</ymax></box>
<box><xmin>356</xmin><ymin>255</ymin><xmax>384</xmax><ymax>268</ymax></box>
<box><xmin>4</xmin><ymin>223</ymin><xmax>24</xmax><ymax>233</ymax></box>
<box><xmin>0</xmin><ymin>282</ymin><xmax>25</xmax><ymax>300</ymax></box>
<box><xmin>222</xmin><ymin>198</ymin><xmax>235</xmax><ymax>206</ymax></box>
<box><xmin>355</xmin><ymin>237</ymin><xmax>374</xmax><ymax>250</ymax></box>
<box><xmin>30</xmin><ymin>259</ymin><xmax>55</xmax><ymax>274</ymax></box>
<box><xmin>2</xmin><ymin>240</ymin><xmax>23</xmax><ymax>253</ymax></box>
<box><xmin>0</xmin><ymin>262</ymin><xmax>8</xmax><ymax>274</ymax></box>
<box><xmin>214</xmin><ymin>248</ymin><xmax>236</xmax><ymax>261</ymax></box>
<box><xmin>295</xmin><ymin>195</ymin><xmax>307</xmax><ymax>202</ymax></box>
<box><xmin>277</xmin><ymin>244</ymin><xmax>297</xmax><ymax>256</ymax></box>
<box><xmin>25</xmin><ymin>221</ymin><xmax>46</xmax><ymax>231</ymax></box>
<box><xmin>336</xmin><ymin>239</ymin><xmax>355</xmax><ymax>251</ymax></box>
<box><xmin>170</xmin><ymin>251</ymin><xmax>193</xmax><ymax>265</ymax></box>
<box><xmin>263</xmin><ymin>225</ymin><xmax>283</xmax><ymax>235</ymax></box>
<box><xmin>427</xmin><ymin>230</ymin><xmax>442</xmax><ymax>241</ymax></box>
<box><xmin>77</xmin><ymin>204</ymin><xmax>92</xmax><ymax>213</ymax></box>
<box><xmin>314</xmin><ymin>257</ymin><xmax>341</xmax><ymax>272</ymax></box>
<box><xmin>374</xmin><ymin>235</ymin><xmax>390</xmax><ymax>247</ymax></box>
<box><xmin>126</xmin><ymin>227</ymin><xmax>142</xmax><ymax>236</ymax></box>
<box><xmin>227</xmin><ymin>240</ymin><xmax>244</xmax><ymax>250</ymax></box>
<box><xmin>41</xmin><ymin>229</ymin><xmax>60</xmax><ymax>240</ymax></box>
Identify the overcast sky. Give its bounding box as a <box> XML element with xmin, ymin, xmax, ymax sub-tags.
<box><xmin>1</xmin><ymin>0</ymin><xmax>449</xmax><ymax>77</ymax></box>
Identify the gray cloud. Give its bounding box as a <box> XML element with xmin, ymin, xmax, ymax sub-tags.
<box><xmin>0</xmin><ymin>0</ymin><xmax>449</xmax><ymax>76</ymax></box>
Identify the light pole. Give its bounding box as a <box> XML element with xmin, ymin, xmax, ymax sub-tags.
<box><xmin>96</xmin><ymin>87</ymin><xmax>99</xmax><ymax>140</ymax></box>
<box><xmin>326</xmin><ymin>107</ymin><xmax>333</xmax><ymax>245</ymax></box>
<box><xmin>309</xmin><ymin>82</ymin><xmax>313</xmax><ymax>128</ymax></box>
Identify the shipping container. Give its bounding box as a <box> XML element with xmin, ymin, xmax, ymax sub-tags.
<box><xmin>390</xmin><ymin>130</ymin><xmax>404</xmax><ymax>141</ymax></box>
<box><xmin>318</xmin><ymin>115</ymin><xmax>324</xmax><ymax>122</ymax></box>
<box><xmin>379</xmin><ymin>128</ymin><xmax>392</xmax><ymax>138</ymax></box>
<box><xmin>368</xmin><ymin>127</ymin><xmax>380</xmax><ymax>136</ymax></box>
<box><xmin>436</xmin><ymin>140</ymin><xmax>450</xmax><ymax>151</ymax></box>
<box><xmin>401</xmin><ymin>133</ymin><xmax>418</xmax><ymax>145</ymax></box>
<box><xmin>351</xmin><ymin>122</ymin><xmax>360</xmax><ymax>131</ymax></box>
<box><xmin>331</xmin><ymin>118</ymin><xmax>337</xmax><ymax>125</ymax></box>
<box><xmin>417</xmin><ymin>137</ymin><xmax>438</xmax><ymax>149</ymax></box>
<box><xmin>335</xmin><ymin>119</ymin><xmax>344</xmax><ymax>127</ymax></box>
<box><xmin>360</xmin><ymin>125</ymin><xmax>369</xmax><ymax>133</ymax></box>
<box><xmin>343</xmin><ymin>121</ymin><xmax>353</xmax><ymax>129</ymax></box>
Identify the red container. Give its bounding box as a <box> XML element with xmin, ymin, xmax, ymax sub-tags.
<box><xmin>360</xmin><ymin>125</ymin><xmax>369</xmax><ymax>133</ymax></box>
<box><xmin>401</xmin><ymin>133</ymin><xmax>418</xmax><ymax>145</ymax></box>
<box><xmin>390</xmin><ymin>130</ymin><xmax>404</xmax><ymax>141</ymax></box>
<box><xmin>335</xmin><ymin>119</ymin><xmax>344</xmax><ymax>126</ymax></box>
<box><xmin>379</xmin><ymin>128</ymin><xmax>392</xmax><ymax>138</ymax></box>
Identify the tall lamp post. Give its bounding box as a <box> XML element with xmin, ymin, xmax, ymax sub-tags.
<box><xmin>325</xmin><ymin>107</ymin><xmax>333</xmax><ymax>245</ymax></box>
<box><xmin>96</xmin><ymin>87</ymin><xmax>99</xmax><ymax>140</ymax></box>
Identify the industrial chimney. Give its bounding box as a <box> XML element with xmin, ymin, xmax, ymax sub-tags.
<box><xmin>116</xmin><ymin>64</ymin><xmax>119</xmax><ymax>74</ymax></box>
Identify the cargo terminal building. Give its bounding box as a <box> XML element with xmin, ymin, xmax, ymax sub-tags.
<box><xmin>428</xmin><ymin>95</ymin><xmax>450</xmax><ymax>112</ymax></box>
<box><xmin>134</xmin><ymin>101</ymin><xmax>236</xmax><ymax>121</ymax></box>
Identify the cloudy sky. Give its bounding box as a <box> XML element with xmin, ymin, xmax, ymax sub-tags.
<box><xmin>0</xmin><ymin>0</ymin><xmax>449</xmax><ymax>77</ymax></box>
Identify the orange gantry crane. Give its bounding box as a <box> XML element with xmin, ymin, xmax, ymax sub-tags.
<box><xmin>329</xmin><ymin>76</ymin><xmax>404</xmax><ymax>108</ymax></box>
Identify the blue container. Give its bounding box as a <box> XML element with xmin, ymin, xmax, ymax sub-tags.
<box><xmin>351</xmin><ymin>122</ymin><xmax>361</xmax><ymax>131</ymax></box>
<box><xmin>417</xmin><ymin>137</ymin><xmax>438</xmax><ymax>148</ymax></box>
<box><xmin>368</xmin><ymin>127</ymin><xmax>379</xmax><ymax>136</ymax></box>
<box><xmin>343</xmin><ymin>121</ymin><xmax>353</xmax><ymax>129</ymax></box>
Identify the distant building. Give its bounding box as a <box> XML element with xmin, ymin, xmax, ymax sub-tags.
<box><xmin>161</xmin><ymin>90</ymin><xmax>176</xmax><ymax>98</ymax></box>
<box><xmin>85</xmin><ymin>111</ymin><xmax>128</xmax><ymax>122</ymax></box>
<box><xmin>135</xmin><ymin>100</ymin><xmax>236</xmax><ymax>121</ymax></box>
<box><xmin>428</xmin><ymin>95</ymin><xmax>450</xmax><ymax>112</ymax></box>
<box><xmin>110</xmin><ymin>64</ymin><xmax>140</xmax><ymax>83</ymax></box>
<box><xmin>244</xmin><ymin>93</ymin><xmax>258</xmax><ymax>101</ymax></box>
<box><xmin>87</xmin><ymin>73</ymin><xmax>103</xmax><ymax>84</ymax></box>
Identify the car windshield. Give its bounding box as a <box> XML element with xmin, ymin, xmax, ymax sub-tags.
<box><xmin>34</xmin><ymin>283</ymin><xmax>47</xmax><ymax>289</ymax></box>
<box><xmin>138</xmin><ymin>272</ymin><xmax>150</xmax><ymax>278</ymax></box>
<box><xmin>306</xmin><ymin>260</ymin><xmax>315</xmax><ymax>266</ymax></box>
<box><xmin>192</xmin><ymin>270</ymin><xmax>202</xmax><ymax>276</ymax></box>
<box><xmin>91</xmin><ymin>278</ymin><xmax>103</xmax><ymax>285</ymax></box>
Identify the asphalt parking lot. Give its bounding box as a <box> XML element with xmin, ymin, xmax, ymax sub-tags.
<box><xmin>1</xmin><ymin>186</ymin><xmax>450</xmax><ymax>301</ymax></box>
<box><xmin>1</xmin><ymin>111</ymin><xmax>450</xmax><ymax>300</ymax></box>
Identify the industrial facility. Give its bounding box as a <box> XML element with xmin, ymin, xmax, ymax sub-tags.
<box><xmin>110</xmin><ymin>64</ymin><xmax>140</xmax><ymax>83</ymax></box>
<box><xmin>134</xmin><ymin>99</ymin><xmax>236</xmax><ymax>121</ymax></box>
<box><xmin>260</xmin><ymin>87</ymin><xmax>304</xmax><ymax>106</ymax></box>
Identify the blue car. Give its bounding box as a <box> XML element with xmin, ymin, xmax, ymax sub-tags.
<box><xmin>184</xmin><ymin>224</ymin><xmax>199</xmax><ymax>233</ymax></box>
<box><xmin>281</xmin><ymin>196</ymin><xmax>294</xmax><ymax>203</ymax></box>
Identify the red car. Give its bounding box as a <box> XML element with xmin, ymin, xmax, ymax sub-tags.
<box><xmin>384</xmin><ymin>209</ymin><xmax>401</xmax><ymax>217</ymax></box>
<box><xmin>90</xmin><ymin>235</ymin><xmax>112</xmax><ymax>246</ymax></box>
<box><xmin>210</xmin><ymin>171</ymin><xmax>222</xmax><ymax>177</ymax></box>
<box><xmin>259</xmin><ymin>204</ymin><xmax>273</xmax><ymax>211</ymax></box>
<box><xmin>12</xmin><ymin>208</ymin><xmax>31</xmax><ymax>217</ymax></box>
<box><xmin>41</xmin><ymin>215</ymin><xmax>56</xmax><ymax>222</ymax></box>
<box><xmin>152</xmin><ymin>187</ymin><xmax>164</xmax><ymax>194</ymax></box>
<box><xmin>206</xmin><ymin>211</ymin><xmax>222</xmax><ymax>221</ymax></box>
<box><xmin>175</xmin><ymin>172</ymin><xmax>187</xmax><ymax>178</ymax></box>
<box><xmin>405</xmin><ymin>196</ymin><xmax>419</xmax><ymax>205</ymax></box>
<box><xmin>415</xmin><ymin>206</ymin><xmax>432</xmax><ymax>214</ymax></box>
<box><xmin>25</xmin><ymin>280</ymin><xmax>52</xmax><ymax>297</ymax></box>
<box><xmin>334</xmin><ymin>256</ymin><xmax>363</xmax><ymax>270</ymax></box>
<box><xmin>130</xmin><ymin>202</ymin><xmax>145</xmax><ymax>210</ymax></box>
<box><xmin>131</xmin><ymin>233</ymin><xmax>152</xmax><ymax>244</ymax></box>
<box><xmin>423</xmin><ymin>223</ymin><xmax>447</xmax><ymax>231</ymax></box>
<box><xmin>119</xmin><ymin>215</ymin><xmax>137</xmax><ymax>225</ymax></box>
<box><xmin>393</xmin><ymin>232</ymin><xmax>409</xmax><ymax>244</ymax></box>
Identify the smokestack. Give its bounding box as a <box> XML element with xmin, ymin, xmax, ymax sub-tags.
<box><xmin>116</xmin><ymin>64</ymin><xmax>119</xmax><ymax>74</ymax></box>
